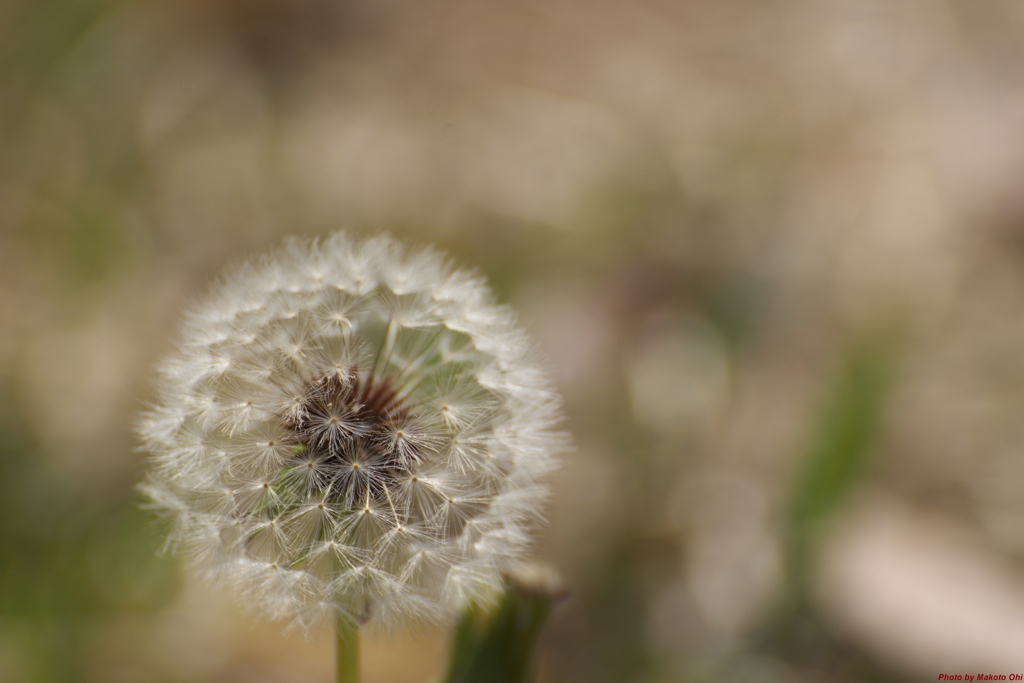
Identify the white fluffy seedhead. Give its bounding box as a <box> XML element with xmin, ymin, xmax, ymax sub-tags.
<box><xmin>139</xmin><ymin>233</ymin><xmax>562</xmax><ymax>632</ymax></box>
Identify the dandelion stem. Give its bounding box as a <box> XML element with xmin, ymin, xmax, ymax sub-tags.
<box><xmin>335</xmin><ymin>614</ymin><xmax>360</xmax><ymax>683</ymax></box>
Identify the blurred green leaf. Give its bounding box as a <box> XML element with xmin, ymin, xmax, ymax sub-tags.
<box><xmin>747</xmin><ymin>337</ymin><xmax>907</xmax><ymax>680</ymax></box>
<box><xmin>441</xmin><ymin>569</ymin><xmax>564</xmax><ymax>683</ymax></box>
<box><xmin>790</xmin><ymin>340</ymin><xmax>894</xmax><ymax>526</ymax></box>
<box><xmin>786</xmin><ymin>333</ymin><xmax>900</xmax><ymax>591</ymax></box>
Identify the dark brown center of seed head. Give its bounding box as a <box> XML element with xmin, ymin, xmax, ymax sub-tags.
<box><xmin>284</xmin><ymin>373</ymin><xmax>420</xmax><ymax>507</ymax></box>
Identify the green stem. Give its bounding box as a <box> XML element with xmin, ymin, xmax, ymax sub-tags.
<box><xmin>335</xmin><ymin>614</ymin><xmax>360</xmax><ymax>683</ymax></box>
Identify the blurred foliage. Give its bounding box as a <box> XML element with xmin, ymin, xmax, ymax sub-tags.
<box><xmin>1</xmin><ymin>0</ymin><xmax>143</xmax><ymax>295</ymax></box>
<box><xmin>787</xmin><ymin>334</ymin><xmax>901</xmax><ymax>590</ymax></box>
<box><xmin>0</xmin><ymin>380</ymin><xmax>178</xmax><ymax>682</ymax></box>
<box><xmin>442</xmin><ymin>572</ymin><xmax>564</xmax><ymax>683</ymax></box>
<box><xmin>746</xmin><ymin>334</ymin><xmax>905</xmax><ymax>682</ymax></box>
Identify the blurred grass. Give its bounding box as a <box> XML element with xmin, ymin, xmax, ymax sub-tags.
<box><xmin>787</xmin><ymin>333</ymin><xmax>900</xmax><ymax>592</ymax></box>
<box><xmin>746</xmin><ymin>332</ymin><xmax>906</xmax><ymax>682</ymax></box>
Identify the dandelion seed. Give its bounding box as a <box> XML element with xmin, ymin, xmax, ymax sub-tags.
<box><xmin>138</xmin><ymin>232</ymin><xmax>563</xmax><ymax>639</ymax></box>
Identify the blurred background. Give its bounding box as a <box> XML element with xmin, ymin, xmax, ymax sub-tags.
<box><xmin>4</xmin><ymin>0</ymin><xmax>1024</xmax><ymax>681</ymax></box>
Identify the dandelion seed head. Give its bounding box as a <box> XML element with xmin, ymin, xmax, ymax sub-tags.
<box><xmin>139</xmin><ymin>233</ymin><xmax>563</xmax><ymax>632</ymax></box>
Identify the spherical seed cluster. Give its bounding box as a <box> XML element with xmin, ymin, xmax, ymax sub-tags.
<box><xmin>138</xmin><ymin>233</ymin><xmax>562</xmax><ymax>631</ymax></box>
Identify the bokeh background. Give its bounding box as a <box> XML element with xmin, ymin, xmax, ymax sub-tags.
<box><xmin>4</xmin><ymin>0</ymin><xmax>1024</xmax><ymax>681</ymax></box>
